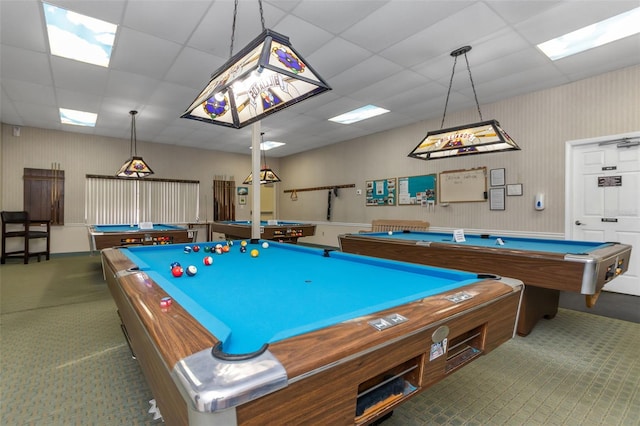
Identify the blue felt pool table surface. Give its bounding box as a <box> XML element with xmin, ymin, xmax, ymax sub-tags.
<box><xmin>221</xmin><ymin>220</ymin><xmax>306</xmax><ymax>226</ymax></box>
<box><xmin>123</xmin><ymin>242</ymin><xmax>482</xmax><ymax>355</ymax></box>
<box><xmin>364</xmin><ymin>231</ymin><xmax>610</xmax><ymax>254</ymax></box>
<box><xmin>93</xmin><ymin>223</ymin><xmax>186</xmax><ymax>232</ymax></box>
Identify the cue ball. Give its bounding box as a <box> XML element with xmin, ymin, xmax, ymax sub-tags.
<box><xmin>203</xmin><ymin>256</ymin><xmax>213</xmax><ymax>266</ymax></box>
<box><xmin>262</xmin><ymin>242</ymin><xmax>269</xmax><ymax>249</ymax></box>
<box><xmin>250</xmin><ymin>249</ymin><xmax>259</xmax><ymax>258</ymax></box>
<box><xmin>171</xmin><ymin>266</ymin><xmax>184</xmax><ymax>277</ymax></box>
<box><xmin>388</xmin><ymin>231</ymin><xmax>393</xmax><ymax>235</ymax></box>
<box><xmin>186</xmin><ymin>265</ymin><xmax>197</xmax><ymax>276</ymax></box>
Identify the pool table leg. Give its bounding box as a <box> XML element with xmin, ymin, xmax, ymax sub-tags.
<box><xmin>585</xmin><ymin>291</ymin><xmax>601</xmax><ymax>308</ymax></box>
<box><xmin>517</xmin><ymin>286</ymin><xmax>560</xmax><ymax>336</ymax></box>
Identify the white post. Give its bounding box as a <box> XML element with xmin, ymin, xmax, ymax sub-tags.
<box><xmin>251</xmin><ymin>122</ymin><xmax>261</xmax><ymax>240</ymax></box>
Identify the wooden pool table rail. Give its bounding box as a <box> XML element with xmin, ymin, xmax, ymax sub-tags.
<box><xmin>102</xmin><ymin>247</ymin><xmax>522</xmax><ymax>426</ymax></box>
<box><xmin>338</xmin><ymin>233</ymin><xmax>631</xmax><ymax>336</ymax></box>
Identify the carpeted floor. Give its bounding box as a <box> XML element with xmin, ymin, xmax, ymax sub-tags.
<box><xmin>1</xmin><ymin>255</ymin><xmax>639</xmax><ymax>425</ymax></box>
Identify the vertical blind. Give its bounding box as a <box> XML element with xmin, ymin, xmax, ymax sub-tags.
<box><xmin>85</xmin><ymin>175</ymin><xmax>199</xmax><ymax>225</ymax></box>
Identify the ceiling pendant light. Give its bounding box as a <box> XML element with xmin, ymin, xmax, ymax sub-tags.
<box><xmin>116</xmin><ymin>110</ymin><xmax>154</xmax><ymax>178</ymax></box>
<box><xmin>243</xmin><ymin>132</ymin><xmax>281</xmax><ymax>184</ymax></box>
<box><xmin>408</xmin><ymin>46</ymin><xmax>521</xmax><ymax>160</ymax></box>
<box><xmin>181</xmin><ymin>0</ymin><xmax>331</xmax><ymax>129</ymax></box>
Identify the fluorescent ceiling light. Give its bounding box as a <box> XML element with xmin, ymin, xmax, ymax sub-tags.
<box><xmin>43</xmin><ymin>2</ymin><xmax>117</xmax><ymax>67</ymax></box>
<box><xmin>59</xmin><ymin>108</ymin><xmax>97</xmax><ymax>127</ymax></box>
<box><xmin>537</xmin><ymin>7</ymin><xmax>640</xmax><ymax>60</ymax></box>
<box><xmin>250</xmin><ymin>141</ymin><xmax>286</xmax><ymax>151</ymax></box>
<box><xmin>329</xmin><ymin>105</ymin><xmax>390</xmax><ymax>124</ymax></box>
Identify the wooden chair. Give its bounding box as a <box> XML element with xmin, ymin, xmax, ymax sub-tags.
<box><xmin>365</xmin><ymin>219</ymin><xmax>430</xmax><ymax>233</ymax></box>
<box><xmin>1</xmin><ymin>211</ymin><xmax>51</xmax><ymax>264</ymax></box>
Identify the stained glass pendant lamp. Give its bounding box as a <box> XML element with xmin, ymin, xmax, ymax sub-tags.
<box><xmin>408</xmin><ymin>46</ymin><xmax>520</xmax><ymax>160</ymax></box>
<box><xmin>243</xmin><ymin>133</ymin><xmax>281</xmax><ymax>184</ymax></box>
<box><xmin>116</xmin><ymin>110</ymin><xmax>154</xmax><ymax>178</ymax></box>
<box><xmin>181</xmin><ymin>0</ymin><xmax>331</xmax><ymax>129</ymax></box>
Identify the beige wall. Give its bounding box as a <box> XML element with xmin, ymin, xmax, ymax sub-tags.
<box><xmin>0</xmin><ymin>125</ymin><xmax>266</xmax><ymax>252</ymax></box>
<box><xmin>279</xmin><ymin>65</ymin><xmax>640</xmax><ymax>242</ymax></box>
<box><xmin>2</xmin><ymin>65</ymin><xmax>639</xmax><ymax>253</ymax></box>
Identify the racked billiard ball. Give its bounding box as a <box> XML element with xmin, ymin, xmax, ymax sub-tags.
<box><xmin>186</xmin><ymin>265</ymin><xmax>198</xmax><ymax>276</ymax></box>
<box><xmin>171</xmin><ymin>265</ymin><xmax>184</xmax><ymax>277</ymax></box>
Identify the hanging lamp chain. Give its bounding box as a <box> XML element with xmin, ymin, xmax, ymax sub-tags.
<box><xmin>130</xmin><ymin>110</ymin><xmax>137</xmax><ymax>157</ymax></box>
<box><xmin>439</xmin><ymin>45</ymin><xmax>483</xmax><ymax>129</ymax></box>
<box><xmin>440</xmin><ymin>55</ymin><xmax>458</xmax><ymax>129</ymax></box>
<box><xmin>463</xmin><ymin>51</ymin><xmax>483</xmax><ymax>122</ymax></box>
<box><xmin>229</xmin><ymin>0</ymin><xmax>267</xmax><ymax>58</ymax></box>
<box><xmin>261</xmin><ymin>132</ymin><xmax>266</xmax><ymax>169</ymax></box>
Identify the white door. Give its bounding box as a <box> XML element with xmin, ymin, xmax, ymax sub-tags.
<box><xmin>566</xmin><ymin>132</ymin><xmax>640</xmax><ymax>295</ymax></box>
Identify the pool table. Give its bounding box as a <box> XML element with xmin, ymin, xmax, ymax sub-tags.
<box><xmin>88</xmin><ymin>223</ymin><xmax>196</xmax><ymax>251</ymax></box>
<box><xmin>101</xmin><ymin>241</ymin><xmax>522</xmax><ymax>426</ymax></box>
<box><xmin>338</xmin><ymin>231</ymin><xmax>632</xmax><ymax>336</ymax></box>
<box><xmin>210</xmin><ymin>220</ymin><xmax>315</xmax><ymax>243</ymax></box>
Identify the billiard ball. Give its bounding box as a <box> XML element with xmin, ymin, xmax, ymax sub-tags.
<box><xmin>193</xmin><ymin>245</ymin><xmax>200</xmax><ymax>252</ymax></box>
<box><xmin>240</xmin><ymin>240</ymin><xmax>248</xmax><ymax>247</ymax></box>
<box><xmin>186</xmin><ymin>265</ymin><xmax>197</xmax><ymax>276</ymax></box>
<box><xmin>250</xmin><ymin>249</ymin><xmax>259</xmax><ymax>258</ymax></box>
<box><xmin>240</xmin><ymin>246</ymin><xmax>247</xmax><ymax>253</ymax></box>
<box><xmin>227</xmin><ymin>240</ymin><xmax>234</xmax><ymax>246</ymax></box>
<box><xmin>388</xmin><ymin>231</ymin><xmax>393</xmax><ymax>235</ymax></box>
<box><xmin>171</xmin><ymin>265</ymin><xmax>184</xmax><ymax>277</ymax></box>
<box><xmin>160</xmin><ymin>297</ymin><xmax>172</xmax><ymax>308</ymax></box>
<box><xmin>261</xmin><ymin>241</ymin><xmax>269</xmax><ymax>249</ymax></box>
<box><xmin>222</xmin><ymin>245</ymin><xmax>230</xmax><ymax>253</ymax></box>
<box><xmin>204</xmin><ymin>246</ymin><xmax>211</xmax><ymax>253</ymax></box>
<box><xmin>170</xmin><ymin>261</ymin><xmax>181</xmax><ymax>270</ymax></box>
<box><xmin>203</xmin><ymin>256</ymin><xmax>213</xmax><ymax>266</ymax></box>
<box><xmin>183</xmin><ymin>246</ymin><xmax>192</xmax><ymax>254</ymax></box>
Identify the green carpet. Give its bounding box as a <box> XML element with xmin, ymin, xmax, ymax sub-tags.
<box><xmin>1</xmin><ymin>255</ymin><xmax>639</xmax><ymax>425</ymax></box>
<box><xmin>0</xmin><ymin>255</ymin><xmax>106</xmax><ymax>314</ymax></box>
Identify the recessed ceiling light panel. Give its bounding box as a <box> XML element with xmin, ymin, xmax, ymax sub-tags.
<box><xmin>537</xmin><ymin>7</ymin><xmax>640</xmax><ymax>60</ymax></box>
<box><xmin>329</xmin><ymin>105</ymin><xmax>390</xmax><ymax>125</ymax></box>
<box><xmin>43</xmin><ymin>2</ymin><xmax>117</xmax><ymax>67</ymax></box>
<box><xmin>59</xmin><ymin>108</ymin><xmax>97</xmax><ymax>127</ymax></box>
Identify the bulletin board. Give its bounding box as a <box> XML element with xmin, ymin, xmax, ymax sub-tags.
<box><xmin>366</xmin><ymin>178</ymin><xmax>396</xmax><ymax>206</ymax></box>
<box><xmin>439</xmin><ymin>167</ymin><xmax>487</xmax><ymax>203</ymax></box>
<box><xmin>398</xmin><ymin>174</ymin><xmax>437</xmax><ymax>205</ymax></box>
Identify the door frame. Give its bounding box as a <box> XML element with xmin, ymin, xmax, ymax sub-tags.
<box><xmin>564</xmin><ymin>130</ymin><xmax>640</xmax><ymax>240</ymax></box>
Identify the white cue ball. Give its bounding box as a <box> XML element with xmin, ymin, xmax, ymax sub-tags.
<box><xmin>262</xmin><ymin>242</ymin><xmax>269</xmax><ymax>249</ymax></box>
<box><xmin>388</xmin><ymin>231</ymin><xmax>393</xmax><ymax>235</ymax></box>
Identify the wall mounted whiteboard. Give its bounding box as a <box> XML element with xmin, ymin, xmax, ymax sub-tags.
<box><xmin>439</xmin><ymin>167</ymin><xmax>487</xmax><ymax>203</ymax></box>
